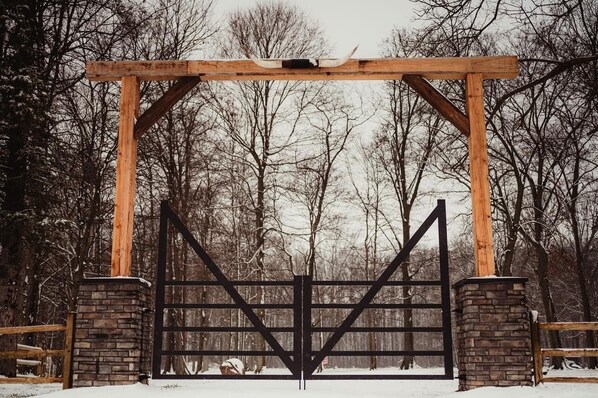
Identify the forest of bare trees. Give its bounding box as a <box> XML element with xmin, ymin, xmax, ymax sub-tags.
<box><xmin>0</xmin><ymin>0</ymin><xmax>596</xmax><ymax>376</ymax></box>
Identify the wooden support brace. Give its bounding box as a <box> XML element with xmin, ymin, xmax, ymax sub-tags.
<box><xmin>403</xmin><ymin>75</ymin><xmax>470</xmax><ymax>136</ymax></box>
<box><xmin>134</xmin><ymin>76</ymin><xmax>201</xmax><ymax>139</ymax></box>
<box><xmin>466</xmin><ymin>73</ymin><xmax>495</xmax><ymax>276</ymax></box>
<box><xmin>111</xmin><ymin>76</ymin><xmax>140</xmax><ymax>277</ymax></box>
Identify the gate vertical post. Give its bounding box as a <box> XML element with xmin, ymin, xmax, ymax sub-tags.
<box><xmin>293</xmin><ymin>276</ymin><xmax>303</xmax><ymax>380</ymax></box>
<box><xmin>151</xmin><ymin>200</ymin><xmax>169</xmax><ymax>378</ymax></box>
<box><xmin>437</xmin><ymin>200</ymin><xmax>454</xmax><ymax>379</ymax></box>
<box><xmin>302</xmin><ymin>275</ymin><xmax>312</xmax><ymax>382</ymax></box>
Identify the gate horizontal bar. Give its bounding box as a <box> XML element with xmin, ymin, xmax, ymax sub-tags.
<box><xmin>311</xmin><ymin>326</ymin><xmax>444</xmax><ymax>333</ymax></box>
<box><xmin>312</xmin><ymin>303</ymin><xmax>443</xmax><ymax>309</ymax></box>
<box><xmin>154</xmin><ymin>374</ymin><xmax>296</xmax><ymax>380</ymax></box>
<box><xmin>312</xmin><ymin>350</ymin><xmax>445</xmax><ymax>356</ymax></box>
<box><xmin>311</xmin><ymin>280</ymin><xmax>442</xmax><ymax>286</ymax></box>
<box><xmin>162</xmin><ymin>326</ymin><xmax>294</xmax><ymax>332</ymax></box>
<box><xmin>163</xmin><ymin>303</ymin><xmax>293</xmax><ymax>309</ymax></box>
<box><xmin>164</xmin><ymin>280</ymin><xmax>294</xmax><ymax>286</ymax></box>
<box><xmin>160</xmin><ymin>350</ymin><xmax>294</xmax><ymax>356</ymax></box>
<box><xmin>309</xmin><ymin>374</ymin><xmax>454</xmax><ymax>380</ymax></box>
<box><xmin>163</xmin><ymin>280</ymin><xmax>442</xmax><ymax>286</ymax></box>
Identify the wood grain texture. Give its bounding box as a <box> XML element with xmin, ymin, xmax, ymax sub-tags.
<box><xmin>541</xmin><ymin>348</ymin><xmax>598</xmax><ymax>357</ymax></box>
<box><xmin>539</xmin><ymin>322</ymin><xmax>598</xmax><ymax>331</ymax></box>
<box><xmin>403</xmin><ymin>75</ymin><xmax>470</xmax><ymax>136</ymax></box>
<box><xmin>134</xmin><ymin>76</ymin><xmax>201</xmax><ymax>139</ymax></box>
<box><xmin>86</xmin><ymin>56</ymin><xmax>518</xmax><ymax>81</ymax></box>
<box><xmin>466</xmin><ymin>73</ymin><xmax>495</xmax><ymax>277</ymax></box>
<box><xmin>0</xmin><ymin>377</ymin><xmax>63</xmax><ymax>384</ymax></box>
<box><xmin>110</xmin><ymin>76</ymin><xmax>140</xmax><ymax>277</ymax></box>
<box><xmin>0</xmin><ymin>349</ymin><xmax>66</xmax><ymax>359</ymax></box>
<box><xmin>0</xmin><ymin>324</ymin><xmax>65</xmax><ymax>334</ymax></box>
<box><xmin>531</xmin><ymin>319</ymin><xmax>543</xmax><ymax>385</ymax></box>
<box><xmin>62</xmin><ymin>312</ymin><xmax>75</xmax><ymax>389</ymax></box>
<box><xmin>542</xmin><ymin>377</ymin><xmax>598</xmax><ymax>383</ymax></box>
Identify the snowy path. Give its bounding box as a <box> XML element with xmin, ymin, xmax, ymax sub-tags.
<box><xmin>1</xmin><ymin>369</ymin><xmax>598</xmax><ymax>398</ymax></box>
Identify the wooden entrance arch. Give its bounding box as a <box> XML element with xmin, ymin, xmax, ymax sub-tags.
<box><xmin>86</xmin><ymin>55</ymin><xmax>518</xmax><ymax>278</ymax></box>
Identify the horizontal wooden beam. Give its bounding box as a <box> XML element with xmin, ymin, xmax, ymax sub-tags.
<box><xmin>403</xmin><ymin>75</ymin><xmax>470</xmax><ymax>136</ymax></box>
<box><xmin>134</xmin><ymin>76</ymin><xmax>201</xmax><ymax>139</ymax></box>
<box><xmin>87</xmin><ymin>56</ymin><xmax>518</xmax><ymax>82</ymax></box>
<box><xmin>542</xmin><ymin>377</ymin><xmax>598</xmax><ymax>383</ymax></box>
<box><xmin>0</xmin><ymin>324</ymin><xmax>66</xmax><ymax>335</ymax></box>
<box><xmin>541</xmin><ymin>348</ymin><xmax>598</xmax><ymax>357</ymax></box>
<box><xmin>539</xmin><ymin>322</ymin><xmax>598</xmax><ymax>330</ymax></box>
<box><xmin>16</xmin><ymin>358</ymin><xmax>42</xmax><ymax>366</ymax></box>
<box><xmin>0</xmin><ymin>377</ymin><xmax>63</xmax><ymax>384</ymax></box>
<box><xmin>0</xmin><ymin>349</ymin><xmax>66</xmax><ymax>359</ymax></box>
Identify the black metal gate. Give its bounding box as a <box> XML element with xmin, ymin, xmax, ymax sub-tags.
<box><xmin>152</xmin><ymin>200</ymin><xmax>453</xmax><ymax>383</ymax></box>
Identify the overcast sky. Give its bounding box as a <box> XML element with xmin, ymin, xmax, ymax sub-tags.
<box><xmin>212</xmin><ymin>0</ymin><xmax>417</xmax><ymax>57</ymax></box>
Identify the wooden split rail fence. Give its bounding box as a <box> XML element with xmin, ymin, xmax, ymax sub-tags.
<box><xmin>531</xmin><ymin>319</ymin><xmax>598</xmax><ymax>384</ymax></box>
<box><xmin>0</xmin><ymin>313</ymin><xmax>75</xmax><ymax>389</ymax></box>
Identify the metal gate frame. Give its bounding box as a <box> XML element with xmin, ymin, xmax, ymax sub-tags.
<box><xmin>152</xmin><ymin>200</ymin><xmax>453</xmax><ymax>382</ymax></box>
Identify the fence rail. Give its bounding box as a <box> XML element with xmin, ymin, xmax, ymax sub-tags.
<box><xmin>531</xmin><ymin>318</ymin><xmax>598</xmax><ymax>384</ymax></box>
<box><xmin>0</xmin><ymin>313</ymin><xmax>75</xmax><ymax>389</ymax></box>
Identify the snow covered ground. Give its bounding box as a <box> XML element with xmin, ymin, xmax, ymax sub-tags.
<box><xmin>1</xmin><ymin>368</ymin><xmax>597</xmax><ymax>398</ymax></box>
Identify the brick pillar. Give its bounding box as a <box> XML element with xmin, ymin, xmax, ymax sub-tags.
<box><xmin>72</xmin><ymin>278</ymin><xmax>151</xmax><ymax>387</ymax></box>
<box><xmin>453</xmin><ymin>277</ymin><xmax>533</xmax><ymax>390</ymax></box>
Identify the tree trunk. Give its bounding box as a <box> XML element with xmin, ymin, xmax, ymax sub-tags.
<box><xmin>568</xmin><ymin>156</ymin><xmax>597</xmax><ymax>368</ymax></box>
<box><xmin>0</xmin><ymin>128</ymin><xmax>28</xmax><ymax>376</ymax></box>
<box><xmin>400</xmin><ymin>212</ymin><xmax>414</xmax><ymax>369</ymax></box>
<box><xmin>0</xmin><ymin>0</ymin><xmax>41</xmax><ymax>376</ymax></box>
<box><xmin>367</xmin><ymin>311</ymin><xmax>377</xmax><ymax>370</ymax></box>
<box><xmin>535</xmin><ymin>247</ymin><xmax>563</xmax><ymax>369</ymax></box>
<box><xmin>254</xmin><ymin>167</ymin><xmax>266</xmax><ymax>373</ymax></box>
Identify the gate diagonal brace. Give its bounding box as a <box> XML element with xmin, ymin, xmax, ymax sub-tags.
<box><xmin>306</xmin><ymin>202</ymin><xmax>444</xmax><ymax>375</ymax></box>
<box><xmin>159</xmin><ymin>201</ymin><xmax>296</xmax><ymax>372</ymax></box>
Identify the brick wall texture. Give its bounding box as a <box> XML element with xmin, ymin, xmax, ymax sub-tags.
<box><xmin>454</xmin><ymin>277</ymin><xmax>533</xmax><ymax>390</ymax></box>
<box><xmin>72</xmin><ymin>278</ymin><xmax>151</xmax><ymax>387</ymax></box>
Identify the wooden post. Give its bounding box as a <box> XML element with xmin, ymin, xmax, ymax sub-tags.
<box><xmin>111</xmin><ymin>76</ymin><xmax>140</xmax><ymax>276</ymax></box>
<box><xmin>62</xmin><ymin>312</ymin><xmax>75</xmax><ymax>389</ymax></box>
<box><xmin>530</xmin><ymin>317</ymin><xmax>543</xmax><ymax>385</ymax></box>
<box><xmin>466</xmin><ymin>73</ymin><xmax>495</xmax><ymax>276</ymax></box>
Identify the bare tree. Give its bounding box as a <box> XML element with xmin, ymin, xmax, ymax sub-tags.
<box><xmin>132</xmin><ymin>0</ymin><xmax>217</xmax><ymax>375</ymax></box>
<box><xmin>0</xmin><ymin>0</ymin><xmax>153</xmax><ymax>375</ymax></box>
<box><xmin>373</xmin><ymin>29</ymin><xmax>446</xmax><ymax>369</ymax></box>
<box><xmin>554</xmin><ymin>89</ymin><xmax>598</xmax><ymax>368</ymax></box>
<box><xmin>350</xmin><ymin>140</ymin><xmax>389</xmax><ymax>370</ymax></box>
<box><xmin>212</xmin><ymin>1</ymin><xmax>326</xmax><ymax>373</ymax></box>
<box><xmin>289</xmin><ymin>89</ymin><xmax>366</xmax><ymax>277</ymax></box>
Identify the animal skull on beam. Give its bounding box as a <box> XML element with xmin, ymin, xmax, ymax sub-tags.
<box><xmin>250</xmin><ymin>46</ymin><xmax>358</xmax><ymax>69</ymax></box>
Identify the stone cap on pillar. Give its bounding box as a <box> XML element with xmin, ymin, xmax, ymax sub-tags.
<box><xmin>453</xmin><ymin>276</ymin><xmax>528</xmax><ymax>290</ymax></box>
<box><xmin>80</xmin><ymin>277</ymin><xmax>152</xmax><ymax>288</ymax></box>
